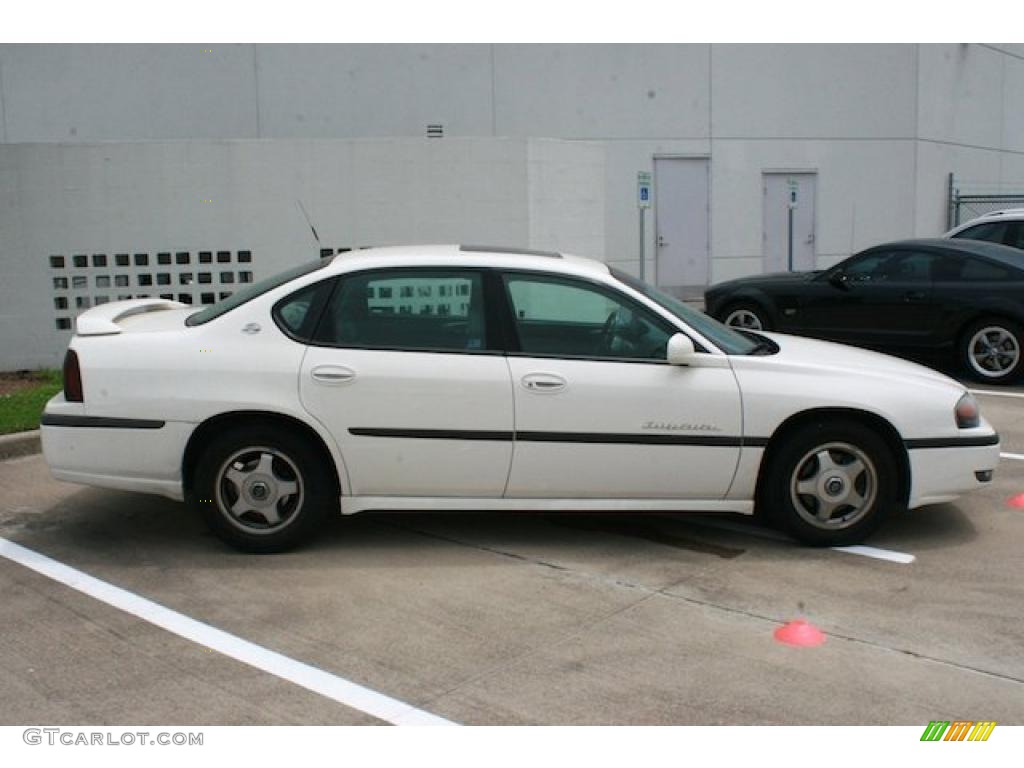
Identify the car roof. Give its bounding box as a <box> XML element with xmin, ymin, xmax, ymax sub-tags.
<box><xmin>321</xmin><ymin>244</ymin><xmax>612</xmax><ymax>278</ymax></box>
<box><xmin>944</xmin><ymin>208</ymin><xmax>1024</xmax><ymax>236</ymax></box>
<box><xmin>959</xmin><ymin>208</ymin><xmax>1024</xmax><ymax>222</ymax></box>
<box><xmin>865</xmin><ymin>238</ymin><xmax>1024</xmax><ymax>269</ymax></box>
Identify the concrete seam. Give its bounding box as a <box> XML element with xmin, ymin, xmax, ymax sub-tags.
<box><xmin>912</xmin><ymin>44</ymin><xmax>919</xmax><ymax>235</ymax></box>
<box><xmin>0</xmin><ymin>55</ymin><xmax>8</xmax><ymax>143</ymax></box>
<box><xmin>253</xmin><ymin>44</ymin><xmax>262</xmax><ymax>139</ymax></box>
<box><xmin>978</xmin><ymin>43</ymin><xmax>1024</xmax><ymax>62</ymax></box>
<box><xmin>391</xmin><ymin>520</ymin><xmax>1024</xmax><ymax>689</ymax></box>
<box><xmin>490</xmin><ymin>44</ymin><xmax>497</xmax><ymax>137</ymax></box>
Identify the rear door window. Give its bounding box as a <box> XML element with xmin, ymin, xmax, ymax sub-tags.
<box><xmin>314</xmin><ymin>270</ymin><xmax>491</xmax><ymax>352</ymax></box>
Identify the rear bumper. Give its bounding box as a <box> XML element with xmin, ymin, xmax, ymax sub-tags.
<box><xmin>907</xmin><ymin>439</ymin><xmax>1000</xmax><ymax>508</ymax></box>
<box><xmin>40</xmin><ymin>400</ymin><xmax>191</xmax><ymax>501</ymax></box>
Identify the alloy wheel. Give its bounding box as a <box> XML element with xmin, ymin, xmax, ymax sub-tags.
<box><xmin>725</xmin><ymin>308</ymin><xmax>764</xmax><ymax>330</ymax></box>
<box><xmin>789</xmin><ymin>442</ymin><xmax>878</xmax><ymax>531</ymax></box>
<box><xmin>968</xmin><ymin>326</ymin><xmax>1020</xmax><ymax>379</ymax></box>
<box><xmin>214</xmin><ymin>446</ymin><xmax>304</xmax><ymax>534</ymax></box>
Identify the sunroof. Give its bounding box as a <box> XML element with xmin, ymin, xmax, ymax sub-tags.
<box><xmin>459</xmin><ymin>245</ymin><xmax>562</xmax><ymax>258</ymax></box>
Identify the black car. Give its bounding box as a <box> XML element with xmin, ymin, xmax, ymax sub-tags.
<box><xmin>704</xmin><ymin>238</ymin><xmax>1024</xmax><ymax>383</ymax></box>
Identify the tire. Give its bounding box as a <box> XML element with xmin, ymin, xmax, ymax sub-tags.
<box><xmin>960</xmin><ymin>317</ymin><xmax>1024</xmax><ymax>385</ymax></box>
<box><xmin>761</xmin><ymin>420</ymin><xmax>898</xmax><ymax>546</ymax></box>
<box><xmin>722</xmin><ymin>302</ymin><xmax>770</xmax><ymax>331</ymax></box>
<box><xmin>190</xmin><ymin>425</ymin><xmax>336</xmax><ymax>553</ymax></box>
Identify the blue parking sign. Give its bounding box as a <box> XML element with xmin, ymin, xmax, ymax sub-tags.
<box><xmin>637</xmin><ymin>171</ymin><xmax>652</xmax><ymax>209</ymax></box>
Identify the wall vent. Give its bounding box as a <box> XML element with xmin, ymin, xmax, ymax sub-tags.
<box><xmin>48</xmin><ymin>249</ymin><xmax>254</xmax><ymax>332</ymax></box>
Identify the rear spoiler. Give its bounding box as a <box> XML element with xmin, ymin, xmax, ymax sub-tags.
<box><xmin>75</xmin><ymin>298</ymin><xmax>187</xmax><ymax>336</ymax></box>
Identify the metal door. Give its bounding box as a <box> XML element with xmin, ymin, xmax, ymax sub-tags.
<box><xmin>655</xmin><ymin>157</ymin><xmax>709</xmax><ymax>299</ymax></box>
<box><xmin>763</xmin><ymin>173</ymin><xmax>817</xmax><ymax>273</ymax></box>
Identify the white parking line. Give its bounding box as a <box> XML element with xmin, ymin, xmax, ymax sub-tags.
<box><xmin>1000</xmin><ymin>452</ymin><xmax>1024</xmax><ymax>461</ymax></box>
<box><xmin>830</xmin><ymin>545</ymin><xmax>915</xmax><ymax>564</ymax></box>
<box><xmin>969</xmin><ymin>388</ymin><xmax>1024</xmax><ymax>399</ymax></box>
<box><xmin>0</xmin><ymin>537</ymin><xmax>456</xmax><ymax>726</ymax></box>
<box><xmin>685</xmin><ymin>517</ymin><xmax>914</xmax><ymax>563</ymax></box>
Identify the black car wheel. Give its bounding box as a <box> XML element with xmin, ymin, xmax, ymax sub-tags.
<box><xmin>961</xmin><ymin>318</ymin><xmax>1024</xmax><ymax>384</ymax></box>
<box><xmin>191</xmin><ymin>426</ymin><xmax>335</xmax><ymax>552</ymax></box>
<box><xmin>762</xmin><ymin>420</ymin><xmax>897</xmax><ymax>546</ymax></box>
<box><xmin>722</xmin><ymin>302</ymin><xmax>769</xmax><ymax>331</ymax></box>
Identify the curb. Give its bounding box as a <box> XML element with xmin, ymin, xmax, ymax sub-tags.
<box><xmin>0</xmin><ymin>430</ymin><xmax>41</xmax><ymax>461</ymax></box>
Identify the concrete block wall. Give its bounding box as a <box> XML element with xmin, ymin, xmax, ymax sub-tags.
<box><xmin>0</xmin><ymin>138</ymin><xmax>603</xmax><ymax>369</ymax></box>
<box><xmin>2</xmin><ymin>43</ymin><xmax>1023</xmax><ymax>368</ymax></box>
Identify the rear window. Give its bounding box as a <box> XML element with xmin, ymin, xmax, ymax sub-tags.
<box><xmin>185</xmin><ymin>257</ymin><xmax>334</xmax><ymax>326</ymax></box>
<box><xmin>952</xmin><ymin>221</ymin><xmax>1010</xmax><ymax>245</ymax></box>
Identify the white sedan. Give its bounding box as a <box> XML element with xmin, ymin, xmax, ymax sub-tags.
<box><xmin>42</xmin><ymin>245</ymin><xmax>1000</xmax><ymax>552</ymax></box>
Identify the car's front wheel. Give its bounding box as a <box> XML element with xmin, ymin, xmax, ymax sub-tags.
<box><xmin>960</xmin><ymin>317</ymin><xmax>1024</xmax><ymax>384</ymax></box>
<box><xmin>762</xmin><ymin>420</ymin><xmax>898</xmax><ymax>546</ymax></box>
<box><xmin>191</xmin><ymin>426</ymin><xmax>335</xmax><ymax>552</ymax></box>
<box><xmin>722</xmin><ymin>302</ymin><xmax>770</xmax><ymax>331</ymax></box>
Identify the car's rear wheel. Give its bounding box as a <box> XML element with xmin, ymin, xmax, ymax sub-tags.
<box><xmin>722</xmin><ymin>302</ymin><xmax>769</xmax><ymax>331</ymax></box>
<box><xmin>960</xmin><ymin>318</ymin><xmax>1024</xmax><ymax>384</ymax></box>
<box><xmin>191</xmin><ymin>426</ymin><xmax>335</xmax><ymax>552</ymax></box>
<box><xmin>763</xmin><ymin>420</ymin><xmax>897</xmax><ymax>546</ymax></box>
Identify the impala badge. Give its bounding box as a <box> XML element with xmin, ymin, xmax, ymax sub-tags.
<box><xmin>642</xmin><ymin>421</ymin><xmax>721</xmax><ymax>432</ymax></box>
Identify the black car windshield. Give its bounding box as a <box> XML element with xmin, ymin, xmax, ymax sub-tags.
<box><xmin>611</xmin><ymin>268</ymin><xmax>759</xmax><ymax>356</ymax></box>
<box><xmin>185</xmin><ymin>257</ymin><xmax>335</xmax><ymax>326</ymax></box>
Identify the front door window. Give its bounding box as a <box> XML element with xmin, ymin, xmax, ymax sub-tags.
<box><xmin>503</xmin><ymin>274</ymin><xmax>674</xmax><ymax>361</ymax></box>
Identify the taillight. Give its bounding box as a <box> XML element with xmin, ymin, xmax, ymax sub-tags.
<box><xmin>63</xmin><ymin>349</ymin><xmax>84</xmax><ymax>402</ymax></box>
<box><xmin>955</xmin><ymin>392</ymin><xmax>979</xmax><ymax>429</ymax></box>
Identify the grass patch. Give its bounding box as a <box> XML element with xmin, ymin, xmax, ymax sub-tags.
<box><xmin>0</xmin><ymin>370</ymin><xmax>63</xmax><ymax>435</ymax></box>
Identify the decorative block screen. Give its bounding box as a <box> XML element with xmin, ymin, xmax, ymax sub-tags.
<box><xmin>50</xmin><ymin>249</ymin><xmax>254</xmax><ymax>332</ymax></box>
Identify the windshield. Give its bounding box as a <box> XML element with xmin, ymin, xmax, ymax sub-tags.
<box><xmin>185</xmin><ymin>257</ymin><xmax>335</xmax><ymax>326</ymax></box>
<box><xmin>610</xmin><ymin>268</ymin><xmax>758</xmax><ymax>355</ymax></box>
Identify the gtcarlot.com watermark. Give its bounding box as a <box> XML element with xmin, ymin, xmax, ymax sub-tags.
<box><xmin>23</xmin><ymin>728</ymin><xmax>203</xmax><ymax>747</ymax></box>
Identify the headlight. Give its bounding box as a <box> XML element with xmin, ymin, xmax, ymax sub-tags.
<box><xmin>955</xmin><ymin>392</ymin><xmax>980</xmax><ymax>429</ymax></box>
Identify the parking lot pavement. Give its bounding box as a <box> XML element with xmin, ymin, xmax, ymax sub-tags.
<box><xmin>0</xmin><ymin>391</ymin><xmax>1022</xmax><ymax>725</ymax></box>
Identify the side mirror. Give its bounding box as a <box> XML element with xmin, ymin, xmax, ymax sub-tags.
<box><xmin>828</xmin><ymin>270</ymin><xmax>849</xmax><ymax>290</ymax></box>
<box><xmin>667</xmin><ymin>333</ymin><xmax>697</xmax><ymax>366</ymax></box>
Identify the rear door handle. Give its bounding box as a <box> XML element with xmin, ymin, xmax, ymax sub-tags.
<box><xmin>311</xmin><ymin>365</ymin><xmax>356</xmax><ymax>385</ymax></box>
<box><xmin>521</xmin><ymin>373</ymin><xmax>567</xmax><ymax>393</ymax></box>
<box><xmin>903</xmin><ymin>290</ymin><xmax>926</xmax><ymax>302</ymax></box>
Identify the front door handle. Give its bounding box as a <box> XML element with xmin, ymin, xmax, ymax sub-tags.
<box><xmin>521</xmin><ymin>373</ymin><xmax>567</xmax><ymax>393</ymax></box>
<box><xmin>311</xmin><ymin>365</ymin><xmax>356</xmax><ymax>385</ymax></box>
<box><xmin>903</xmin><ymin>290</ymin><xmax>926</xmax><ymax>302</ymax></box>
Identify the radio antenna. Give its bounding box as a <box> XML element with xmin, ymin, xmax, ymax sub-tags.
<box><xmin>296</xmin><ymin>199</ymin><xmax>321</xmax><ymax>246</ymax></box>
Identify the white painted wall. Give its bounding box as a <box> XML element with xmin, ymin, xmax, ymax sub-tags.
<box><xmin>0</xmin><ymin>44</ymin><xmax>259</xmax><ymax>142</ymax></box>
<box><xmin>1</xmin><ymin>43</ymin><xmax>1023</xmax><ymax>369</ymax></box>
<box><xmin>709</xmin><ymin>139</ymin><xmax>917</xmax><ymax>281</ymax></box>
<box><xmin>711</xmin><ymin>44</ymin><xmax>918</xmax><ymax>139</ymax></box>
<box><xmin>0</xmin><ymin>138</ymin><xmax>602</xmax><ymax>368</ymax></box>
<box><xmin>917</xmin><ymin>44</ymin><xmax>1006</xmax><ymax>150</ymax></box>
<box><xmin>494</xmin><ymin>44</ymin><xmax>711</xmax><ymax>139</ymax></box>
<box><xmin>255</xmin><ymin>45</ymin><xmax>496</xmax><ymax>139</ymax></box>
<box><xmin>527</xmin><ymin>140</ymin><xmax>606</xmax><ymax>258</ymax></box>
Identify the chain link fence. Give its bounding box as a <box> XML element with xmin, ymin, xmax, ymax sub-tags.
<box><xmin>947</xmin><ymin>174</ymin><xmax>1024</xmax><ymax>229</ymax></box>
